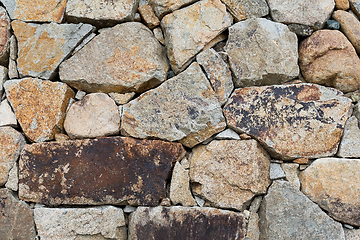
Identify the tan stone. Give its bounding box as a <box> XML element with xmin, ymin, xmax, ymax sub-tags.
<box><xmin>221</xmin><ymin>0</ymin><xmax>268</xmax><ymax>22</ymax></box>
<box><xmin>293</xmin><ymin>157</ymin><xmax>309</xmax><ymax>164</ymax></box>
<box><xmin>335</xmin><ymin>0</ymin><xmax>350</xmax><ymax>10</ymax></box>
<box><xmin>4</xmin><ymin>78</ymin><xmax>75</xmax><ymax>142</ymax></box>
<box><xmin>153</xmin><ymin>27</ymin><xmax>165</xmax><ymax>45</ymax></box>
<box><xmin>281</xmin><ymin>163</ymin><xmax>300</xmax><ymax>190</ymax></box>
<box><xmin>108</xmin><ymin>92</ymin><xmax>135</xmax><ymax>105</ymax></box>
<box><xmin>299</xmin><ymin>158</ymin><xmax>360</xmax><ymax>226</ymax></box>
<box><xmin>5</xmin><ymin>162</ymin><xmax>18</xmax><ymax>191</ymax></box>
<box><xmin>333</xmin><ymin>10</ymin><xmax>360</xmax><ymax>54</ymax></box>
<box><xmin>338</xmin><ymin>116</ymin><xmax>360</xmax><ymax>157</ymax></box>
<box><xmin>148</xmin><ymin>0</ymin><xmax>197</xmax><ymax>19</ymax></box>
<box><xmin>0</xmin><ymin>65</ymin><xmax>8</xmax><ymax>97</ymax></box>
<box><xmin>299</xmin><ymin>30</ymin><xmax>360</xmax><ymax>93</ymax></box>
<box><xmin>245</xmin><ymin>212</ymin><xmax>260</xmax><ymax>240</ymax></box>
<box><xmin>54</xmin><ymin>133</ymin><xmax>70</xmax><ymax>142</ymax></box>
<box><xmin>161</xmin><ymin>0</ymin><xmax>232</xmax><ymax>73</ymax></box>
<box><xmin>189</xmin><ymin>140</ymin><xmax>271</xmax><ymax>210</ymax></box>
<box><xmin>138</xmin><ymin>4</ymin><xmax>160</xmax><ymax>29</ymax></box>
<box><xmin>0</xmin><ymin>7</ymin><xmax>10</xmax><ymax>66</ymax></box>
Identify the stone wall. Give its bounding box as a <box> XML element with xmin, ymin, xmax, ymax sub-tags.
<box><xmin>1</xmin><ymin>0</ymin><xmax>360</xmax><ymax>239</ymax></box>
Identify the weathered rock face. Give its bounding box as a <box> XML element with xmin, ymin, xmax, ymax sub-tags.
<box><xmin>148</xmin><ymin>0</ymin><xmax>197</xmax><ymax>18</ymax></box>
<box><xmin>225</xmin><ymin>18</ymin><xmax>299</xmax><ymax>87</ymax></box>
<box><xmin>0</xmin><ymin>7</ymin><xmax>10</xmax><ymax>66</ymax></box>
<box><xmin>128</xmin><ymin>206</ymin><xmax>246</xmax><ymax>239</ymax></box>
<box><xmin>345</xmin><ymin>229</ymin><xmax>360</xmax><ymax>240</ymax></box>
<box><xmin>221</xmin><ymin>0</ymin><xmax>268</xmax><ymax>22</ymax></box>
<box><xmin>259</xmin><ymin>180</ymin><xmax>345</xmax><ymax>240</ymax></box>
<box><xmin>4</xmin><ymin>78</ymin><xmax>75</xmax><ymax>142</ymax></box>
<box><xmin>60</xmin><ymin>22</ymin><xmax>169</xmax><ymax>93</ymax></box>
<box><xmin>12</xmin><ymin>20</ymin><xmax>95</xmax><ymax>80</ymax></box>
<box><xmin>189</xmin><ymin>140</ymin><xmax>271</xmax><ymax>210</ymax></box>
<box><xmin>138</xmin><ymin>4</ymin><xmax>160</xmax><ymax>29</ymax></box>
<box><xmin>64</xmin><ymin>93</ymin><xmax>120</xmax><ymax>139</ymax></box>
<box><xmin>333</xmin><ymin>10</ymin><xmax>360</xmax><ymax>54</ymax></box>
<box><xmin>19</xmin><ymin>137</ymin><xmax>185</xmax><ymax>206</ymax></box>
<box><xmin>0</xmin><ymin>99</ymin><xmax>17</xmax><ymax>127</ymax></box>
<box><xmin>0</xmin><ymin>188</ymin><xmax>36</xmax><ymax>239</ymax></box>
<box><xmin>299</xmin><ymin>30</ymin><xmax>360</xmax><ymax>93</ymax></box>
<box><xmin>161</xmin><ymin>0</ymin><xmax>232</xmax><ymax>73</ymax></box>
<box><xmin>35</xmin><ymin>206</ymin><xmax>127</xmax><ymax>240</ymax></box>
<box><xmin>0</xmin><ymin>126</ymin><xmax>25</xmax><ymax>186</ymax></box>
<box><xmin>121</xmin><ymin>63</ymin><xmax>226</xmax><ymax>148</ymax></box>
<box><xmin>299</xmin><ymin>158</ymin><xmax>360</xmax><ymax>226</ymax></box>
<box><xmin>266</xmin><ymin>0</ymin><xmax>335</xmax><ymax>29</ymax></box>
<box><xmin>338</xmin><ymin>116</ymin><xmax>360</xmax><ymax>157</ymax></box>
<box><xmin>223</xmin><ymin>83</ymin><xmax>352</xmax><ymax>160</ymax></box>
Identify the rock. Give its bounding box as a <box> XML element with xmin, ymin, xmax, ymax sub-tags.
<box><xmin>0</xmin><ymin>126</ymin><xmax>25</xmax><ymax>186</ymax></box>
<box><xmin>249</xmin><ymin>196</ymin><xmax>262</xmax><ymax>213</ymax></box>
<box><xmin>338</xmin><ymin>116</ymin><xmax>360</xmax><ymax>157</ymax></box>
<box><xmin>194</xmin><ymin>196</ymin><xmax>205</xmax><ymax>207</ymax></box>
<box><xmin>161</xmin><ymin>0</ymin><xmax>232</xmax><ymax>73</ymax></box>
<box><xmin>9</xmin><ymin>35</ymin><xmax>16</xmax><ymax>61</ymax></box>
<box><xmin>325</xmin><ymin>19</ymin><xmax>341</xmax><ymax>29</ymax></box>
<box><xmin>65</xmin><ymin>0</ymin><xmax>138</xmax><ymax>27</ymax></box>
<box><xmin>245</xmin><ymin>212</ymin><xmax>260</xmax><ymax>240</ymax></box>
<box><xmin>134</xmin><ymin>13</ymin><xmax>141</xmax><ymax>22</ymax></box>
<box><xmin>299</xmin><ymin>158</ymin><xmax>360</xmax><ymax>226</ymax></box>
<box><xmin>333</xmin><ymin>10</ymin><xmax>360</xmax><ymax>54</ymax></box>
<box><xmin>220</xmin><ymin>0</ymin><xmax>268</xmax><ymax>22</ymax></box>
<box><xmin>148</xmin><ymin>0</ymin><xmax>197</xmax><ymax>19</ymax></box>
<box><xmin>269</xmin><ymin>163</ymin><xmax>286</xmax><ymax>180</ymax></box>
<box><xmin>5</xmin><ymin>162</ymin><xmax>18</xmax><ymax>191</ymax></box>
<box><xmin>128</xmin><ymin>206</ymin><xmax>246</xmax><ymax>239</ymax></box>
<box><xmin>354</xmin><ymin>102</ymin><xmax>360</xmax><ymax>120</ymax></box>
<box><xmin>180</xmin><ymin>157</ymin><xmax>190</xmax><ymax>169</ymax></box>
<box><xmin>60</xmin><ymin>22</ymin><xmax>169</xmax><ymax>94</ymax></box>
<box><xmin>336</xmin><ymin>0</ymin><xmax>350</xmax><ymax>10</ymax></box>
<box><xmin>138</xmin><ymin>4</ymin><xmax>160</xmax><ymax>29</ymax></box>
<box><xmin>124</xmin><ymin>205</ymin><xmax>137</xmax><ymax>213</ymax></box>
<box><xmin>35</xmin><ymin>206</ymin><xmax>127</xmax><ymax>240</ymax></box>
<box><xmin>8</xmin><ymin>59</ymin><xmax>18</xmax><ymax>79</ymax></box>
<box><xmin>4</xmin><ymin>78</ymin><xmax>75</xmax><ymax>142</ymax></box>
<box><xmin>64</xmin><ymin>93</ymin><xmax>120</xmax><ymax>139</ymax></box>
<box><xmin>344</xmin><ymin>229</ymin><xmax>360</xmax><ymax>240</ymax></box>
<box><xmin>189</xmin><ymin>140</ymin><xmax>271</xmax><ymax>210</ymax></box>
<box><xmin>259</xmin><ymin>180</ymin><xmax>346</xmax><ymax>240</ymax></box>
<box><xmin>239</xmin><ymin>133</ymin><xmax>251</xmax><ymax>140</ymax></box>
<box><xmin>169</xmin><ymin>162</ymin><xmax>197</xmax><ymax>206</ymax></box>
<box><xmin>0</xmin><ymin>99</ymin><xmax>17</xmax><ymax>127</ymax></box>
<box><xmin>72</xmin><ymin>32</ymin><xmax>96</xmax><ymax>55</ymax></box>
<box><xmin>287</xmin><ymin>23</ymin><xmax>313</xmax><ymax>36</ymax></box>
<box><xmin>299</xmin><ymin>30</ymin><xmax>360</xmax><ymax>93</ymax></box>
<box><xmin>281</xmin><ymin>163</ymin><xmax>300</xmax><ymax>189</ymax></box>
<box><xmin>0</xmin><ymin>65</ymin><xmax>7</xmax><ymax>96</ymax></box>
<box><xmin>214</xmin><ymin>129</ymin><xmax>240</xmax><ymax>140</ymax></box>
<box><xmin>266</xmin><ymin>0</ymin><xmax>335</xmax><ymax>29</ymax></box>
<box><xmin>160</xmin><ymin>198</ymin><xmax>172</xmax><ymax>206</ymax></box>
<box><xmin>75</xmin><ymin>90</ymin><xmax>86</xmax><ymax>100</ymax></box>
<box><xmin>0</xmin><ymin>7</ymin><xmax>10</xmax><ymax>66</ymax></box>
<box><xmin>223</xmin><ymin>83</ymin><xmax>352</xmax><ymax>160</ymax></box>
<box><xmin>54</xmin><ymin>133</ymin><xmax>70</xmax><ymax>142</ymax></box>
<box><xmin>108</xmin><ymin>92</ymin><xmax>135</xmax><ymax>105</ymax></box>
<box><xmin>345</xmin><ymin>91</ymin><xmax>360</xmax><ymax>102</ymax></box>
<box><xmin>0</xmin><ymin>188</ymin><xmax>36</xmax><ymax>239</ymax></box>
<box><xmin>293</xmin><ymin>157</ymin><xmax>309</xmax><ymax>164</ymax></box>
<box><xmin>350</xmin><ymin>0</ymin><xmax>360</xmax><ymax>18</ymax></box>
<box><xmin>225</xmin><ymin>18</ymin><xmax>299</xmax><ymax>87</ymax></box>
<box><xmin>153</xmin><ymin>27</ymin><xmax>165</xmax><ymax>45</ymax></box>
<box><xmin>12</xmin><ymin>20</ymin><xmax>95</xmax><ymax>80</ymax></box>
<box><xmin>19</xmin><ymin>137</ymin><xmax>185</xmax><ymax>206</ymax></box>
<box><xmin>196</xmin><ymin>48</ymin><xmax>234</xmax><ymax>105</ymax></box>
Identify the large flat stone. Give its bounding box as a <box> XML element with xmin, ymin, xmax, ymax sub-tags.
<box><xmin>128</xmin><ymin>206</ymin><xmax>246</xmax><ymax>239</ymax></box>
<box><xmin>221</xmin><ymin>0</ymin><xmax>268</xmax><ymax>22</ymax></box>
<box><xmin>223</xmin><ymin>83</ymin><xmax>352</xmax><ymax>160</ymax></box>
<box><xmin>60</xmin><ymin>22</ymin><xmax>169</xmax><ymax>93</ymax></box>
<box><xmin>121</xmin><ymin>63</ymin><xmax>226</xmax><ymax>148</ymax></box>
<box><xmin>19</xmin><ymin>137</ymin><xmax>185</xmax><ymax>206</ymax></box>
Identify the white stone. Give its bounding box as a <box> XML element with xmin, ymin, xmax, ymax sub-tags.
<box><xmin>0</xmin><ymin>99</ymin><xmax>17</xmax><ymax>127</ymax></box>
<box><xmin>215</xmin><ymin>129</ymin><xmax>240</xmax><ymax>140</ymax></box>
<box><xmin>269</xmin><ymin>163</ymin><xmax>286</xmax><ymax>180</ymax></box>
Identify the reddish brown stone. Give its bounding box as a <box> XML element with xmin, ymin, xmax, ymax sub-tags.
<box><xmin>19</xmin><ymin>137</ymin><xmax>185</xmax><ymax>206</ymax></box>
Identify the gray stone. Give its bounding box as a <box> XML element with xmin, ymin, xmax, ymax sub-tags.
<box><xmin>194</xmin><ymin>196</ymin><xmax>205</xmax><ymax>207</ymax></box>
<box><xmin>75</xmin><ymin>90</ymin><xmax>86</xmax><ymax>100</ymax></box>
<box><xmin>214</xmin><ymin>129</ymin><xmax>240</xmax><ymax>140</ymax></box>
<box><xmin>338</xmin><ymin>116</ymin><xmax>360</xmax><ymax>157</ymax></box>
<box><xmin>259</xmin><ymin>180</ymin><xmax>345</xmax><ymax>240</ymax></box>
<box><xmin>281</xmin><ymin>163</ymin><xmax>300</xmax><ymax>190</ymax></box>
<box><xmin>0</xmin><ymin>99</ymin><xmax>17</xmax><ymax>127</ymax></box>
<box><xmin>344</xmin><ymin>229</ymin><xmax>360</xmax><ymax>240</ymax></box>
<box><xmin>221</xmin><ymin>0</ymin><xmax>268</xmax><ymax>22</ymax></box>
<box><xmin>0</xmin><ymin>65</ymin><xmax>7</xmax><ymax>96</ymax></box>
<box><xmin>5</xmin><ymin>162</ymin><xmax>18</xmax><ymax>191</ymax></box>
<box><xmin>225</xmin><ymin>18</ymin><xmax>299</xmax><ymax>87</ymax></box>
<box><xmin>350</xmin><ymin>0</ymin><xmax>360</xmax><ymax>19</ymax></box>
<box><xmin>9</xmin><ymin>35</ymin><xmax>17</xmax><ymax>60</ymax></box>
<box><xmin>124</xmin><ymin>205</ymin><xmax>137</xmax><ymax>213</ymax></box>
<box><xmin>153</xmin><ymin>27</ymin><xmax>165</xmax><ymax>45</ymax></box>
<box><xmin>8</xmin><ymin>59</ymin><xmax>18</xmax><ymax>79</ymax></box>
<box><xmin>148</xmin><ymin>0</ymin><xmax>197</xmax><ymax>19</ymax></box>
<box><xmin>269</xmin><ymin>163</ymin><xmax>286</xmax><ymax>180</ymax></box>
<box><xmin>326</xmin><ymin>19</ymin><xmax>341</xmax><ymax>30</ymax></box>
<box><xmin>245</xmin><ymin>212</ymin><xmax>260</xmax><ymax>240</ymax></box>
<box><xmin>249</xmin><ymin>196</ymin><xmax>263</xmax><ymax>213</ymax></box>
<box><xmin>287</xmin><ymin>23</ymin><xmax>313</xmax><ymax>36</ymax></box>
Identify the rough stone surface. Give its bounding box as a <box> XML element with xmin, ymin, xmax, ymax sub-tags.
<box><xmin>60</xmin><ymin>22</ymin><xmax>169</xmax><ymax>93</ymax></box>
<box><xmin>223</xmin><ymin>83</ymin><xmax>352</xmax><ymax>160</ymax></box>
<box><xmin>121</xmin><ymin>63</ymin><xmax>226</xmax><ymax>148</ymax></box>
<box><xmin>64</xmin><ymin>93</ymin><xmax>120</xmax><ymax>139</ymax></box>
<box><xmin>245</xmin><ymin>212</ymin><xmax>260</xmax><ymax>240</ymax></box>
<box><xmin>287</xmin><ymin>23</ymin><xmax>313</xmax><ymax>37</ymax></box>
<box><xmin>259</xmin><ymin>180</ymin><xmax>345</xmax><ymax>240</ymax></box>
<box><xmin>0</xmin><ymin>188</ymin><xmax>36</xmax><ymax>239</ymax></box>
<box><xmin>170</xmin><ymin>161</ymin><xmax>197</xmax><ymax>206</ymax></box>
<box><xmin>12</xmin><ymin>20</ymin><xmax>95</xmax><ymax>80</ymax></box>
<box><xmin>8</xmin><ymin>59</ymin><xmax>18</xmax><ymax>79</ymax></box>
<box><xmin>161</xmin><ymin>0</ymin><xmax>232</xmax><ymax>73</ymax></box>
<box><xmin>0</xmin><ymin>7</ymin><xmax>10</xmax><ymax>66</ymax></box>
<box><xmin>344</xmin><ymin>229</ymin><xmax>360</xmax><ymax>240</ymax></box>
<box><xmin>148</xmin><ymin>0</ymin><xmax>197</xmax><ymax>19</ymax></box>
<box><xmin>128</xmin><ymin>206</ymin><xmax>246</xmax><ymax>239</ymax></box>
<box><xmin>225</xmin><ymin>18</ymin><xmax>299</xmax><ymax>87</ymax></box>
<box><xmin>281</xmin><ymin>163</ymin><xmax>300</xmax><ymax>189</ymax></box>
<box><xmin>5</xmin><ymin>162</ymin><xmax>18</xmax><ymax>191</ymax></box>
<box><xmin>335</xmin><ymin>0</ymin><xmax>350</xmax><ymax>10</ymax></box>
<box><xmin>0</xmin><ymin>65</ymin><xmax>7</xmax><ymax>96</ymax></box>
<box><xmin>0</xmin><ymin>99</ymin><xmax>17</xmax><ymax>127</ymax></box>
<box><xmin>214</xmin><ymin>128</ymin><xmax>240</xmax><ymax>140</ymax></box>
<box><xmin>35</xmin><ymin>206</ymin><xmax>127</xmax><ymax>240</ymax></box>
<box><xmin>75</xmin><ymin>90</ymin><xmax>86</xmax><ymax>100</ymax></box>
<box><xmin>196</xmin><ymin>48</ymin><xmax>234</xmax><ymax>105</ymax></box>
<box><xmin>269</xmin><ymin>163</ymin><xmax>286</xmax><ymax>180</ymax></box>
<box><xmin>266</xmin><ymin>0</ymin><xmax>335</xmax><ymax>29</ymax></box>
<box><xmin>221</xmin><ymin>0</ymin><xmax>268</xmax><ymax>21</ymax></box>
<box><xmin>9</xmin><ymin>35</ymin><xmax>16</xmax><ymax>61</ymax></box>
<box><xmin>108</xmin><ymin>92</ymin><xmax>135</xmax><ymax>105</ymax></box>
<box><xmin>338</xmin><ymin>116</ymin><xmax>360</xmax><ymax>157</ymax></box>
<box><xmin>333</xmin><ymin>10</ymin><xmax>360</xmax><ymax>54</ymax></box>
<box><xmin>299</xmin><ymin>30</ymin><xmax>360</xmax><ymax>93</ymax></box>
<box><xmin>249</xmin><ymin>196</ymin><xmax>262</xmax><ymax>213</ymax></box>
<box><xmin>4</xmin><ymin>78</ymin><xmax>75</xmax><ymax>142</ymax></box>
<box><xmin>153</xmin><ymin>27</ymin><xmax>165</xmax><ymax>45</ymax></box>
<box><xmin>299</xmin><ymin>158</ymin><xmax>360</xmax><ymax>226</ymax></box>
<box><xmin>138</xmin><ymin>4</ymin><xmax>160</xmax><ymax>29</ymax></box>
<box><xmin>189</xmin><ymin>140</ymin><xmax>271</xmax><ymax>210</ymax></box>
<box><xmin>0</xmin><ymin>126</ymin><xmax>25</xmax><ymax>186</ymax></box>
<box><xmin>350</xmin><ymin>0</ymin><xmax>360</xmax><ymax>18</ymax></box>
<box><xmin>19</xmin><ymin>137</ymin><xmax>185</xmax><ymax>206</ymax></box>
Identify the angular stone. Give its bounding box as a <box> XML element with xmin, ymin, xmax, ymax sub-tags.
<box><xmin>64</xmin><ymin>93</ymin><xmax>120</xmax><ymax>139</ymax></box>
<box><xmin>19</xmin><ymin>137</ymin><xmax>185</xmax><ymax>206</ymax></box>
<box><xmin>225</xmin><ymin>18</ymin><xmax>299</xmax><ymax>87</ymax></box>
<box><xmin>170</xmin><ymin>162</ymin><xmax>196</xmax><ymax>206</ymax></box>
<box><xmin>121</xmin><ymin>63</ymin><xmax>226</xmax><ymax>148</ymax></box>
<box><xmin>281</xmin><ymin>163</ymin><xmax>300</xmax><ymax>189</ymax></box>
<box><xmin>293</xmin><ymin>157</ymin><xmax>309</xmax><ymax>164</ymax></box>
<box><xmin>60</xmin><ymin>22</ymin><xmax>169</xmax><ymax>93</ymax></box>
<box><xmin>189</xmin><ymin>140</ymin><xmax>271</xmax><ymax>210</ymax></box>
<box><xmin>338</xmin><ymin>116</ymin><xmax>360</xmax><ymax>157</ymax></box>
<box><xmin>0</xmin><ymin>126</ymin><xmax>25</xmax><ymax>186</ymax></box>
<box><xmin>223</xmin><ymin>83</ymin><xmax>352</xmax><ymax>160</ymax></box>
<box><xmin>5</xmin><ymin>162</ymin><xmax>18</xmax><ymax>191</ymax></box>
<box><xmin>266</xmin><ymin>0</ymin><xmax>335</xmax><ymax>29</ymax></box>
<box><xmin>0</xmin><ymin>188</ymin><xmax>36</xmax><ymax>239</ymax></box>
<box><xmin>138</xmin><ymin>4</ymin><xmax>160</xmax><ymax>29</ymax></box>
<box><xmin>249</xmin><ymin>196</ymin><xmax>262</xmax><ymax>213</ymax></box>
<box><xmin>0</xmin><ymin>99</ymin><xmax>17</xmax><ymax>127</ymax></box>
<box><xmin>9</xmin><ymin>35</ymin><xmax>16</xmax><ymax>61</ymax></box>
<box><xmin>12</xmin><ymin>20</ymin><xmax>94</xmax><ymax>80</ymax></box>
<box><xmin>128</xmin><ymin>206</ymin><xmax>246</xmax><ymax>239</ymax></box>
<box><xmin>0</xmin><ymin>7</ymin><xmax>10</xmax><ymax>66</ymax></box>
<box><xmin>299</xmin><ymin>30</ymin><xmax>360</xmax><ymax>93</ymax></box>
<box><xmin>35</xmin><ymin>206</ymin><xmax>127</xmax><ymax>240</ymax></box>
<box><xmin>350</xmin><ymin>0</ymin><xmax>360</xmax><ymax>18</ymax></box>
<box><xmin>245</xmin><ymin>212</ymin><xmax>260</xmax><ymax>240</ymax></box>
<box><xmin>336</xmin><ymin>0</ymin><xmax>350</xmax><ymax>10</ymax></box>
<box><xmin>214</xmin><ymin>128</ymin><xmax>240</xmax><ymax>140</ymax></box>
<box><xmin>333</xmin><ymin>10</ymin><xmax>360</xmax><ymax>54</ymax></box>
<box><xmin>8</xmin><ymin>59</ymin><xmax>18</xmax><ymax>79</ymax></box>
<box><xmin>108</xmin><ymin>92</ymin><xmax>135</xmax><ymax>105</ymax></box>
<box><xmin>153</xmin><ymin>27</ymin><xmax>165</xmax><ymax>45</ymax></box>
<box><xmin>148</xmin><ymin>0</ymin><xmax>197</xmax><ymax>19</ymax></box>
<box><xmin>161</xmin><ymin>0</ymin><xmax>232</xmax><ymax>73</ymax></box>
<box><xmin>221</xmin><ymin>0</ymin><xmax>268</xmax><ymax>22</ymax></box>
<box><xmin>196</xmin><ymin>48</ymin><xmax>234</xmax><ymax>105</ymax></box>
<box><xmin>54</xmin><ymin>133</ymin><xmax>70</xmax><ymax>142</ymax></box>
<box><xmin>0</xmin><ymin>65</ymin><xmax>7</xmax><ymax>96</ymax></box>
<box><xmin>4</xmin><ymin>78</ymin><xmax>75</xmax><ymax>142</ymax></box>
<box><xmin>299</xmin><ymin>158</ymin><xmax>360</xmax><ymax>226</ymax></box>
<box><xmin>66</xmin><ymin>0</ymin><xmax>138</xmax><ymax>27</ymax></box>
<box><xmin>269</xmin><ymin>163</ymin><xmax>286</xmax><ymax>180</ymax></box>
<box><xmin>345</xmin><ymin>229</ymin><xmax>360</xmax><ymax>240</ymax></box>
<box><xmin>288</xmin><ymin>23</ymin><xmax>313</xmax><ymax>37</ymax></box>
<box><xmin>259</xmin><ymin>180</ymin><xmax>345</xmax><ymax>240</ymax></box>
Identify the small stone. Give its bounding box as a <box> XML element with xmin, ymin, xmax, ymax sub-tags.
<box><xmin>344</xmin><ymin>229</ymin><xmax>360</xmax><ymax>240</ymax></box>
<box><xmin>35</xmin><ymin>206</ymin><xmax>127</xmax><ymax>240</ymax></box>
<box><xmin>333</xmin><ymin>10</ymin><xmax>360</xmax><ymax>54</ymax></box>
<box><xmin>299</xmin><ymin>165</ymin><xmax>308</xmax><ymax>171</ymax></box>
<box><xmin>124</xmin><ymin>205</ymin><xmax>137</xmax><ymax>213</ymax></box>
<box><xmin>249</xmin><ymin>196</ymin><xmax>262</xmax><ymax>213</ymax></box>
<box><xmin>170</xmin><ymin>162</ymin><xmax>196</xmax><ymax>206</ymax></box>
<box><xmin>0</xmin><ymin>65</ymin><xmax>7</xmax><ymax>96</ymax></box>
<box><xmin>221</xmin><ymin>0</ymin><xmax>268</xmax><ymax>22</ymax></box>
<box><xmin>336</xmin><ymin>0</ymin><xmax>350</xmax><ymax>10</ymax></box>
<box><xmin>138</xmin><ymin>4</ymin><xmax>160</xmax><ymax>29</ymax></box>
<box><xmin>344</xmin><ymin>224</ymin><xmax>354</xmax><ymax>229</ymax></box>
<box><xmin>293</xmin><ymin>157</ymin><xmax>309</xmax><ymax>164</ymax></box>
<box><xmin>108</xmin><ymin>92</ymin><xmax>135</xmax><ymax>105</ymax></box>
<box><xmin>287</xmin><ymin>23</ymin><xmax>313</xmax><ymax>36</ymax></box>
<box><xmin>180</xmin><ymin>157</ymin><xmax>190</xmax><ymax>169</ymax></box>
<box><xmin>134</xmin><ymin>13</ymin><xmax>141</xmax><ymax>22</ymax></box>
<box><xmin>338</xmin><ymin>116</ymin><xmax>360</xmax><ymax>157</ymax></box>
<box><xmin>354</xmin><ymin>102</ymin><xmax>360</xmax><ymax>120</ymax></box>
<box><xmin>153</xmin><ymin>27</ymin><xmax>165</xmax><ymax>45</ymax></box>
<box><xmin>64</xmin><ymin>93</ymin><xmax>120</xmax><ymax>139</ymax></box>
<box><xmin>9</xmin><ymin>35</ymin><xmax>17</xmax><ymax>60</ymax></box>
<box><xmin>245</xmin><ymin>212</ymin><xmax>260</xmax><ymax>240</ymax></box>
<box><xmin>54</xmin><ymin>133</ymin><xmax>70</xmax><ymax>142</ymax></box>
<box><xmin>214</xmin><ymin>129</ymin><xmax>240</xmax><ymax>140</ymax></box>
<box><xmin>194</xmin><ymin>196</ymin><xmax>205</xmax><ymax>207</ymax></box>
<box><xmin>239</xmin><ymin>133</ymin><xmax>252</xmax><ymax>140</ymax></box>
<box><xmin>0</xmin><ymin>7</ymin><xmax>10</xmax><ymax>66</ymax></box>
<box><xmin>269</xmin><ymin>163</ymin><xmax>286</xmax><ymax>180</ymax></box>
<box><xmin>326</xmin><ymin>19</ymin><xmax>341</xmax><ymax>29</ymax></box>
<box><xmin>345</xmin><ymin>91</ymin><xmax>360</xmax><ymax>102</ymax></box>
<box><xmin>148</xmin><ymin>0</ymin><xmax>197</xmax><ymax>19</ymax></box>
<box><xmin>74</xmin><ymin>90</ymin><xmax>86</xmax><ymax>100</ymax></box>
<box><xmin>0</xmin><ymin>99</ymin><xmax>17</xmax><ymax>127</ymax></box>
<box><xmin>281</xmin><ymin>163</ymin><xmax>300</xmax><ymax>189</ymax></box>
<box><xmin>350</xmin><ymin>0</ymin><xmax>360</xmax><ymax>18</ymax></box>
<box><xmin>139</xmin><ymin>0</ymin><xmax>148</xmax><ymax>6</ymax></box>
<box><xmin>7</xmin><ymin>59</ymin><xmax>18</xmax><ymax>79</ymax></box>
<box><xmin>5</xmin><ymin>162</ymin><xmax>18</xmax><ymax>191</ymax></box>
<box><xmin>160</xmin><ymin>198</ymin><xmax>172</xmax><ymax>206</ymax></box>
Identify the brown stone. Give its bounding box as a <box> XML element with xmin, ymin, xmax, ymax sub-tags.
<box><xmin>0</xmin><ymin>7</ymin><xmax>10</xmax><ymax>66</ymax></box>
<box><xmin>335</xmin><ymin>0</ymin><xmax>350</xmax><ymax>10</ymax></box>
<box><xmin>223</xmin><ymin>83</ymin><xmax>352</xmax><ymax>160</ymax></box>
<box><xmin>4</xmin><ymin>78</ymin><xmax>75</xmax><ymax>142</ymax></box>
<box><xmin>138</xmin><ymin>4</ymin><xmax>160</xmax><ymax>29</ymax></box>
<box><xmin>293</xmin><ymin>157</ymin><xmax>309</xmax><ymax>164</ymax></box>
<box><xmin>333</xmin><ymin>10</ymin><xmax>360</xmax><ymax>54</ymax></box>
<box><xmin>299</xmin><ymin>30</ymin><xmax>360</xmax><ymax>93</ymax></box>
<box><xmin>19</xmin><ymin>137</ymin><xmax>185</xmax><ymax>206</ymax></box>
<box><xmin>128</xmin><ymin>206</ymin><xmax>246</xmax><ymax>239</ymax></box>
